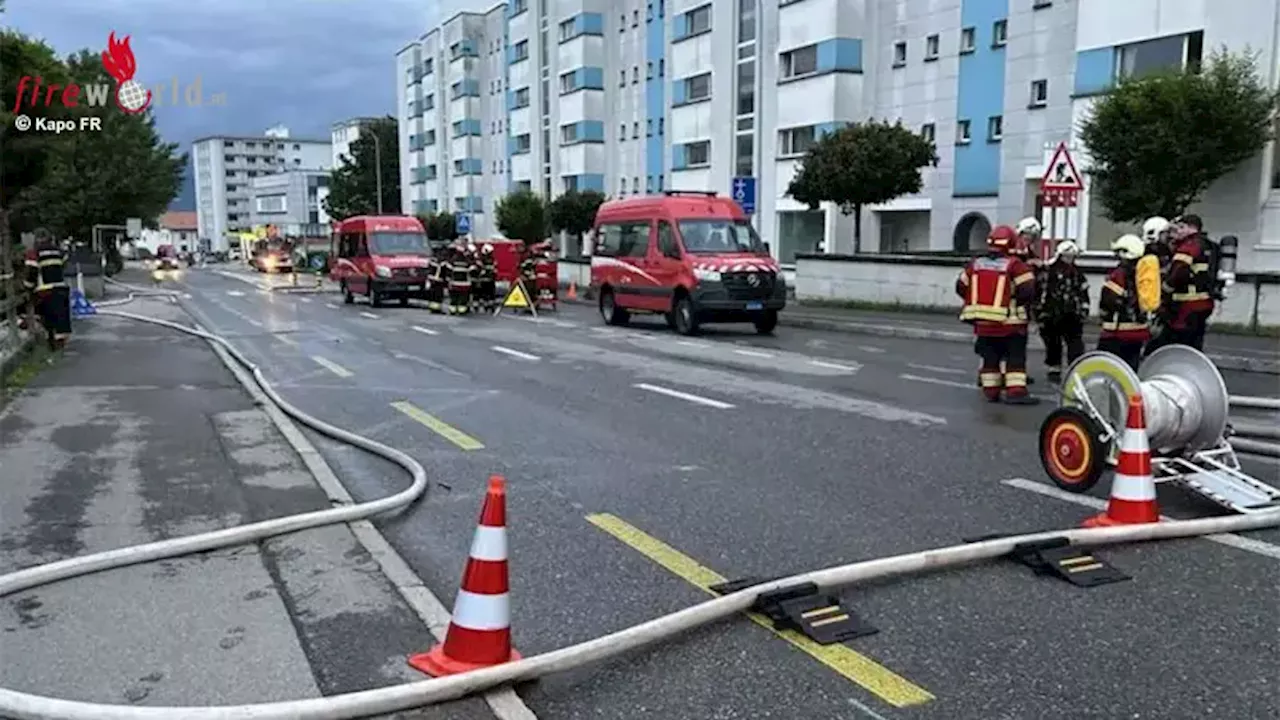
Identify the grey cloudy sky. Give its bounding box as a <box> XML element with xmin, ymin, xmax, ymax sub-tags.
<box><xmin>7</xmin><ymin>0</ymin><xmax>475</xmax><ymax>206</ymax></box>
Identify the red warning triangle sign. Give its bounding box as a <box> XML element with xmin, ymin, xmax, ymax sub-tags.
<box><xmin>1041</xmin><ymin>142</ymin><xmax>1084</xmax><ymax>191</ymax></box>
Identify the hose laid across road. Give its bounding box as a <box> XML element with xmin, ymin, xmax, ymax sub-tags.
<box><xmin>1</xmin><ymin>279</ymin><xmax>1278</xmax><ymax>720</ymax></box>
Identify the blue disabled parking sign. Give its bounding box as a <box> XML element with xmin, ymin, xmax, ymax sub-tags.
<box><xmin>456</xmin><ymin>213</ymin><xmax>472</xmax><ymax>235</ymax></box>
<box><xmin>732</xmin><ymin>176</ymin><xmax>756</xmax><ymax>215</ymax></box>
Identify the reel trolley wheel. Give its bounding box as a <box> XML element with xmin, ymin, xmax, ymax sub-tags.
<box><xmin>1039</xmin><ymin>406</ymin><xmax>1109</xmax><ymax>492</ymax></box>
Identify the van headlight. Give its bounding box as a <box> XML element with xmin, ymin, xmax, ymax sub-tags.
<box><xmin>693</xmin><ymin>267</ymin><xmax>721</xmax><ymax>282</ymax></box>
<box><xmin>152</xmin><ymin>270</ymin><xmax>164</xmax><ymax>280</ymax></box>
<box><xmin>375</xmin><ymin>265</ymin><xmax>392</xmax><ymax>278</ymax></box>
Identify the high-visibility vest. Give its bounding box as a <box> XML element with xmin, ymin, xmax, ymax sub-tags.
<box><xmin>959</xmin><ymin>256</ymin><xmax>1018</xmax><ymax>324</ymax></box>
<box><xmin>1169</xmin><ymin>239</ymin><xmax>1212</xmax><ymax>304</ymax></box>
<box><xmin>24</xmin><ymin>248</ymin><xmax>68</xmax><ymax>292</ymax></box>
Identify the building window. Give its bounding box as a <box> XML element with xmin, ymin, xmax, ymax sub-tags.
<box><xmin>738</xmin><ymin>0</ymin><xmax>756</xmax><ymax>43</ymax></box>
<box><xmin>619</xmin><ymin>123</ymin><xmax>627</xmax><ymax>140</ymax></box>
<box><xmin>735</xmin><ymin>134</ymin><xmax>753</xmax><ymax>176</ymax></box>
<box><xmin>647</xmin><ymin>61</ymin><xmax>654</xmax><ymax>79</ymax></box>
<box><xmin>658</xmin><ymin>118</ymin><xmax>664</xmax><ymax>135</ymax></box>
<box><xmin>558</xmin><ymin>19</ymin><xmax>575</xmax><ymax>42</ymax></box>
<box><xmin>633</xmin><ymin>9</ymin><xmax>640</xmax><ymax>26</ymax></box>
<box><xmin>992</xmin><ymin>19</ymin><xmax>1007</xmax><ymax>47</ymax></box>
<box><xmin>1115</xmin><ymin>31</ymin><xmax>1204</xmax><ymax>80</ymax></box>
<box><xmin>960</xmin><ymin>27</ymin><xmax>976</xmax><ymax>54</ymax></box>
<box><xmin>685</xmin><ymin>140</ymin><xmax>710</xmax><ymax>167</ymax></box>
<box><xmin>684</xmin><ymin>72</ymin><xmax>711</xmax><ymax>102</ymax></box>
<box><xmin>781</xmin><ymin>44</ymin><xmax>818</xmax><ymax>79</ymax></box>
<box><xmin>956</xmin><ymin>119</ymin><xmax>971</xmax><ymax>144</ymax></box>
<box><xmin>511</xmin><ymin>0</ymin><xmax>527</xmax><ymax>14</ymax></box>
<box><xmin>513</xmin><ymin>87</ymin><xmax>530</xmax><ymax>108</ymax></box>
<box><xmin>893</xmin><ymin>42</ymin><xmax>907</xmax><ymax>67</ymax></box>
<box><xmin>987</xmin><ymin>115</ymin><xmax>1003</xmax><ymax>141</ymax></box>
<box><xmin>925</xmin><ymin>34</ymin><xmax>940</xmax><ymax>60</ymax></box>
<box><xmin>737</xmin><ymin>61</ymin><xmax>755</xmax><ymax>115</ymax></box>
<box><xmin>633</xmin><ymin>66</ymin><xmax>640</xmax><ymax>84</ymax></box>
<box><xmin>620</xmin><ymin>177</ymin><xmax>628</xmax><ymax>194</ymax></box>
<box><xmin>633</xmin><ymin>122</ymin><xmax>640</xmax><ymax>139</ymax></box>
<box><xmin>559</xmin><ymin>71</ymin><xmax>576</xmax><ymax>94</ymax></box>
<box><xmin>779</xmin><ymin>125</ymin><xmax>818</xmax><ymax>157</ymax></box>
<box><xmin>561</xmin><ymin>123</ymin><xmax>580</xmax><ymax>144</ymax></box>
<box><xmin>1033</xmin><ymin>0</ymin><xmax>1051</xmax><ymax>7</ymax></box>
<box><xmin>921</xmin><ymin>123</ymin><xmax>936</xmax><ymax>143</ymax></box>
<box><xmin>513</xmin><ymin>134</ymin><xmax>531</xmax><ymax>153</ymax></box>
<box><xmin>512</xmin><ymin>40</ymin><xmax>529</xmax><ymax>62</ymax></box>
<box><xmin>659</xmin><ymin>58</ymin><xmax>665</xmax><ymax>76</ymax></box>
<box><xmin>687</xmin><ymin>5</ymin><xmax>711</xmax><ymax>35</ymax></box>
<box><xmin>1029</xmin><ymin>79</ymin><xmax>1048</xmax><ymax>107</ymax></box>
<box><xmin>620</xmin><ymin>69</ymin><xmax>627</xmax><ymax>87</ymax></box>
<box><xmin>620</xmin><ymin>13</ymin><xmax>626</xmax><ymax>31</ymax></box>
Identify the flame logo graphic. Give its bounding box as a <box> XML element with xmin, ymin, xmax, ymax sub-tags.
<box><xmin>101</xmin><ymin>32</ymin><xmax>151</xmax><ymax>113</ymax></box>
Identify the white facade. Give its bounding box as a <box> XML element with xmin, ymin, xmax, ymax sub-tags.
<box><xmin>192</xmin><ymin>127</ymin><xmax>332</xmax><ymax>250</ymax></box>
<box><xmin>395</xmin><ymin>0</ymin><xmax>1280</xmax><ymax>269</ymax></box>
<box><xmin>331</xmin><ymin>117</ymin><xmax>380</xmax><ymax>169</ymax></box>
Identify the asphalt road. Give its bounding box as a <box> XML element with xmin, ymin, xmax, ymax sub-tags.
<box><xmin>168</xmin><ymin>267</ymin><xmax>1279</xmax><ymax>720</ymax></box>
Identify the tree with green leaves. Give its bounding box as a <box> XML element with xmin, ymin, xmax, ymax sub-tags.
<box><xmin>5</xmin><ymin>47</ymin><xmax>185</xmax><ymax>241</ymax></box>
<box><xmin>322</xmin><ymin>116</ymin><xmax>401</xmax><ymax>220</ymax></box>
<box><xmin>548</xmin><ymin>189</ymin><xmax>605</xmax><ymax>256</ymax></box>
<box><xmin>787</xmin><ymin>120</ymin><xmax>938</xmax><ymax>253</ymax></box>
<box><xmin>420</xmin><ymin>212</ymin><xmax>459</xmax><ymax>243</ymax></box>
<box><xmin>1080</xmin><ymin>49</ymin><xmax>1280</xmax><ymax>223</ymax></box>
<box><xmin>494</xmin><ymin>189</ymin><xmax>548</xmax><ymax>246</ymax></box>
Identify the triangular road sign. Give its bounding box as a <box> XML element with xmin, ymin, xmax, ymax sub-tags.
<box><xmin>70</xmin><ymin>288</ymin><xmax>96</xmax><ymax>317</ymax></box>
<box><xmin>493</xmin><ymin>279</ymin><xmax>537</xmax><ymax>317</ymax></box>
<box><xmin>1041</xmin><ymin>142</ymin><xmax>1084</xmax><ymax>191</ymax></box>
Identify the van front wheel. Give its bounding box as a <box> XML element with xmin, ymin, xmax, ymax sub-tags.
<box><xmin>673</xmin><ymin>296</ymin><xmax>700</xmax><ymax>336</ymax></box>
<box><xmin>600</xmin><ymin>290</ymin><xmax>629</xmax><ymax>326</ymax></box>
<box><xmin>753</xmin><ymin>310</ymin><xmax>778</xmax><ymax>335</ymax></box>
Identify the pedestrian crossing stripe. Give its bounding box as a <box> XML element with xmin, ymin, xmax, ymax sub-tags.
<box><xmin>502</xmin><ymin>281</ymin><xmax>532</xmax><ymax>308</ymax></box>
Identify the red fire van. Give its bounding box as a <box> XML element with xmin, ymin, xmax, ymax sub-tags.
<box><xmin>329</xmin><ymin>215</ymin><xmax>431</xmax><ymax>307</ymax></box>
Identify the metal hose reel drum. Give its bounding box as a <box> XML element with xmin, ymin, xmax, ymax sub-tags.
<box><xmin>1039</xmin><ymin>346</ymin><xmax>1230</xmax><ymax>492</ymax></box>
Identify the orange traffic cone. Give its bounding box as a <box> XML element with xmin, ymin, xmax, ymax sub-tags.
<box><xmin>565</xmin><ymin>281</ymin><xmax>578</xmax><ymax>301</ymax></box>
<box><xmin>408</xmin><ymin>476</ymin><xmax>520</xmax><ymax>676</ymax></box>
<box><xmin>1083</xmin><ymin>395</ymin><xmax>1160</xmax><ymax>527</ymax></box>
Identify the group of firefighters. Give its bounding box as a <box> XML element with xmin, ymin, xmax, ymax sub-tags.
<box><xmin>421</xmin><ymin>239</ymin><xmax>556</xmax><ymax>315</ymax></box>
<box><xmin>957</xmin><ymin>213</ymin><xmax>1224</xmax><ymax>404</ymax></box>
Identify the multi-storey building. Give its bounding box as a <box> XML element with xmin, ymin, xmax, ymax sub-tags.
<box><xmin>331</xmin><ymin>117</ymin><xmax>381</xmax><ymax>169</ymax></box>
<box><xmin>396</xmin><ymin>0</ymin><xmax>1280</xmax><ymax>270</ymax></box>
<box><xmin>192</xmin><ymin>125</ymin><xmax>331</xmax><ymax>250</ymax></box>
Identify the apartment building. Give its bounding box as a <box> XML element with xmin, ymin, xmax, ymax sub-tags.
<box><xmin>396</xmin><ymin>0</ymin><xmax>1280</xmax><ymax>270</ymax></box>
<box><xmin>331</xmin><ymin>117</ymin><xmax>381</xmax><ymax>169</ymax></box>
<box><xmin>191</xmin><ymin>125</ymin><xmax>332</xmax><ymax>250</ymax></box>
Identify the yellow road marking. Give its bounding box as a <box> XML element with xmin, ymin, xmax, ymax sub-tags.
<box><xmin>391</xmin><ymin>401</ymin><xmax>485</xmax><ymax>451</ymax></box>
<box><xmin>585</xmin><ymin>513</ymin><xmax>935</xmax><ymax>708</ymax></box>
<box><xmin>311</xmin><ymin>355</ymin><xmax>352</xmax><ymax>378</ymax></box>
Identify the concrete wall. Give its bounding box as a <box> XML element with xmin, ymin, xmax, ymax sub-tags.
<box><xmin>794</xmin><ymin>254</ymin><xmax>1280</xmax><ymax>328</ymax></box>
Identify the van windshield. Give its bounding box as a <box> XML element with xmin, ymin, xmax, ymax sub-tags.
<box><xmin>676</xmin><ymin>219</ymin><xmax>766</xmax><ymax>255</ymax></box>
<box><xmin>370</xmin><ymin>231</ymin><xmax>429</xmax><ymax>255</ymax></box>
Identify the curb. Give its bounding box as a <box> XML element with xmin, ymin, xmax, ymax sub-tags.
<box><xmin>782</xmin><ymin>315</ymin><xmax>1279</xmax><ymax>375</ymax></box>
<box><xmin>179</xmin><ymin>299</ymin><xmax>536</xmax><ymax>720</ymax></box>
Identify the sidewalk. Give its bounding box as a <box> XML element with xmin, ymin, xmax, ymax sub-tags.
<box><xmin>0</xmin><ymin>297</ymin><xmax>491</xmax><ymax>717</ymax></box>
<box><xmin>782</xmin><ymin>304</ymin><xmax>1280</xmax><ymax>375</ymax></box>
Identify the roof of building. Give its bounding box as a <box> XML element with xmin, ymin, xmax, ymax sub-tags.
<box><xmin>159</xmin><ymin>211</ymin><xmax>198</xmax><ymax>231</ymax></box>
<box><xmin>192</xmin><ymin>134</ymin><xmax>330</xmax><ymax>145</ymax></box>
<box><xmin>331</xmin><ymin>116</ymin><xmax>382</xmax><ymax>130</ymax></box>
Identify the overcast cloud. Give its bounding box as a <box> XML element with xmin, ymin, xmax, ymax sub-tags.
<box><xmin>7</xmin><ymin>0</ymin><xmax>476</xmax><ymax>206</ymax></box>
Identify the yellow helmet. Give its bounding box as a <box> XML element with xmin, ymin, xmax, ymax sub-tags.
<box><xmin>1112</xmin><ymin>234</ymin><xmax>1144</xmax><ymax>260</ymax></box>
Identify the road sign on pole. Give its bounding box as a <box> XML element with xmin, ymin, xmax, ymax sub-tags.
<box><xmin>732</xmin><ymin>176</ymin><xmax>757</xmax><ymax>215</ymax></box>
<box><xmin>1040</xmin><ymin>142</ymin><xmax>1084</xmax><ymax>207</ymax></box>
<box><xmin>456</xmin><ymin>213</ymin><xmax>472</xmax><ymax>236</ymax></box>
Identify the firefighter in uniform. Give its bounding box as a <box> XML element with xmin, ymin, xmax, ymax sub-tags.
<box><xmin>447</xmin><ymin>242</ymin><xmax>472</xmax><ymax>314</ymax></box>
<box><xmin>517</xmin><ymin>243</ymin><xmax>538</xmax><ymax>312</ymax></box>
<box><xmin>1036</xmin><ymin>240</ymin><xmax>1089</xmax><ymax>382</ymax></box>
<box><xmin>1145</xmin><ymin>215</ymin><xmax>1214</xmax><ymax>354</ymax></box>
<box><xmin>23</xmin><ymin>230</ymin><xmax>72</xmax><ymax>350</ymax></box>
<box><xmin>425</xmin><ymin>246</ymin><xmax>447</xmax><ymax>313</ymax></box>
<box><xmin>1098</xmin><ymin>235</ymin><xmax>1150</xmax><ymax>371</ymax></box>
<box><xmin>474</xmin><ymin>243</ymin><xmax>497</xmax><ymax>312</ymax></box>
<box><xmin>956</xmin><ymin>224</ymin><xmax>1038</xmax><ymax>404</ymax></box>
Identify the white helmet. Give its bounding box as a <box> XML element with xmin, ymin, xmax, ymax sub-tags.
<box><xmin>1112</xmin><ymin>234</ymin><xmax>1144</xmax><ymax>260</ymax></box>
<box><xmin>1015</xmin><ymin>217</ymin><xmax>1042</xmax><ymax>236</ymax></box>
<box><xmin>1052</xmin><ymin>239</ymin><xmax>1080</xmax><ymax>263</ymax></box>
<box><xmin>1141</xmin><ymin>216</ymin><xmax>1169</xmax><ymax>244</ymax></box>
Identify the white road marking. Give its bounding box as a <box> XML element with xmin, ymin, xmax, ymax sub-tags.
<box><xmin>860</xmin><ymin>345</ymin><xmax>886</xmax><ymax>353</ymax></box>
<box><xmin>676</xmin><ymin>340</ymin><xmax>710</xmax><ymax>348</ymax></box>
<box><xmin>491</xmin><ymin>345</ymin><xmax>541</xmax><ymax>361</ymax></box>
<box><xmin>634</xmin><ymin>382</ymin><xmax>734</xmax><ymax>409</ymax></box>
<box><xmin>326</xmin><ymin>303</ymin><xmax>339</xmax><ymax>309</ymax></box>
<box><xmin>226</xmin><ymin>290</ymin><xmax>245</xmax><ymax>297</ymax></box>
<box><xmin>909</xmin><ymin>363</ymin><xmax>968</xmax><ymax>376</ymax></box>
<box><xmin>311</xmin><ymin>356</ymin><xmax>354</xmax><ymax>378</ymax></box>
<box><xmin>298</xmin><ymin>297</ymin><xmax>312</xmax><ymax>303</ymax></box>
<box><xmin>1002</xmin><ymin>478</ymin><xmax>1280</xmax><ymax>561</ymax></box>
<box><xmin>275</xmin><ymin>335</ymin><xmax>298</xmax><ymax>347</ymax></box>
<box><xmin>181</xmin><ymin>292</ymin><xmax>193</xmax><ymax>299</ymax></box>
<box><xmin>810</xmin><ymin>360</ymin><xmax>859</xmax><ymax>372</ymax></box>
<box><xmin>359</xmin><ymin>311</ymin><xmax>379</xmax><ymax>320</ymax></box>
<box><xmin>733</xmin><ymin>349</ymin><xmax>774</xmax><ymax>358</ymax></box>
<box><xmin>411</xmin><ymin>325</ymin><xmax>440</xmax><ymax>336</ymax></box>
<box><xmin>899</xmin><ymin>373</ymin><xmax>974</xmax><ymax>390</ymax></box>
<box><xmin>847</xmin><ymin>697</ymin><xmax>891</xmax><ymax>720</ymax></box>
<box><xmin>257</xmin><ymin>289</ymin><xmax>270</xmax><ymax>296</ymax></box>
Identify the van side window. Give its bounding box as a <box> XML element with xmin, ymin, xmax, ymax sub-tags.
<box><xmin>619</xmin><ymin>223</ymin><xmax>650</xmax><ymax>257</ymax></box>
<box><xmin>656</xmin><ymin>221</ymin><xmax>680</xmax><ymax>258</ymax></box>
<box><xmin>355</xmin><ymin>233</ymin><xmax>370</xmax><ymax>257</ymax></box>
<box><xmin>339</xmin><ymin>233</ymin><xmax>359</xmax><ymax>258</ymax></box>
<box><xmin>595</xmin><ymin>224</ymin><xmax>623</xmax><ymax>256</ymax></box>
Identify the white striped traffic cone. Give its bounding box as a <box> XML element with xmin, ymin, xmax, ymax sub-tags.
<box><xmin>408</xmin><ymin>475</ymin><xmax>520</xmax><ymax>676</ymax></box>
<box><xmin>1083</xmin><ymin>394</ymin><xmax>1160</xmax><ymax>527</ymax></box>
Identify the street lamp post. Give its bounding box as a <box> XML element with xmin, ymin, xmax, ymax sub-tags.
<box><xmin>368</xmin><ymin>130</ymin><xmax>383</xmax><ymax>215</ymax></box>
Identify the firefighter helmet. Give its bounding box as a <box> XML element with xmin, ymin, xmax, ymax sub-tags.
<box><xmin>1015</xmin><ymin>217</ymin><xmax>1042</xmax><ymax>237</ymax></box>
<box><xmin>1052</xmin><ymin>240</ymin><xmax>1080</xmax><ymax>263</ymax></box>
<box><xmin>480</xmin><ymin>242</ymin><xmax>493</xmax><ymax>255</ymax></box>
<box><xmin>1141</xmin><ymin>216</ymin><xmax>1170</xmax><ymax>244</ymax></box>
<box><xmin>987</xmin><ymin>224</ymin><xmax>1017</xmax><ymax>252</ymax></box>
<box><xmin>1112</xmin><ymin>234</ymin><xmax>1144</xmax><ymax>260</ymax></box>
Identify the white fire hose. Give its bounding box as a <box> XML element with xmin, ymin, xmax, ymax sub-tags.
<box><xmin>2</xmin><ymin>280</ymin><xmax>1276</xmax><ymax>720</ymax></box>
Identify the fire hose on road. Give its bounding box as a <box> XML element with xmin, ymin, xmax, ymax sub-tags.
<box><xmin>0</xmin><ymin>280</ymin><xmax>1277</xmax><ymax>720</ymax></box>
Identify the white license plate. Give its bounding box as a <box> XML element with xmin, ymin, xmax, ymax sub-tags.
<box><xmin>745</xmin><ymin>301</ymin><xmax>763</xmax><ymax>310</ymax></box>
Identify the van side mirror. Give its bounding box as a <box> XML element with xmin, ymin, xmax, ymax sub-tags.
<box><xmin>763</xmin><ymin>242</ymin><xmax>771</xmax><ymax>255</ymax></box>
